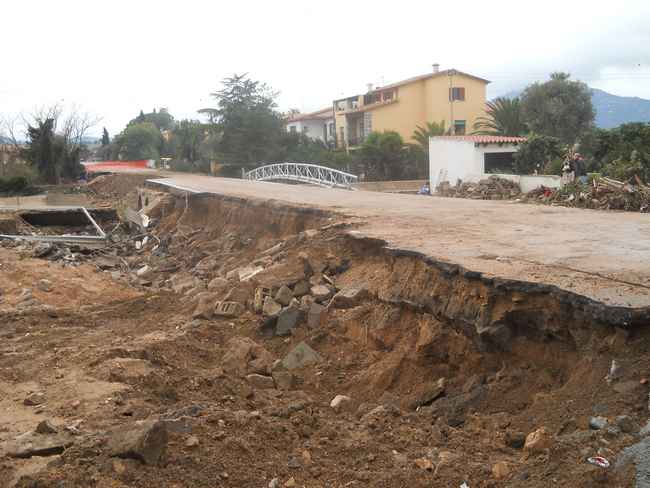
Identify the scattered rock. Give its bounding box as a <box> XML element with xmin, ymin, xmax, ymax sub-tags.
<box><xmin>246</xmin><ymin>374</ymin><xmax>276</xmax><ymax>389</ymax></box>
<box><xmin>222</xmin><ymin>336</ymin><xmax>275</xmax><ymax>376</ymax></box>
<box><xmin>276</xmin><ymin>306</ymin><xmax>303</xmax><ymax>336</ymax></box>
<box><xmin>589</xmin><ymin>416</ymin><xmax>608</xmax><ymax>430</ymax></box>
<box><xmin>193</xmin><ymin>294</ymin><xmax>216</xmax><ymax>319</ymax></box>
<box><xmin>35</xmin><ymin>420</ymin><xmax>58</xmax><ymax>435</ymax></box>
<box><xmin>299</xmin><ymin>294</ymin><xmax>314</xmax><ymax>312</ymax></box>
<box><xmin>223</xmin><ymin>285</ymin><xmax>252</xmax><ymax>305</ymax></box>
<box><xmin>24</xmin><ymin>392</ymin><xmax>46</xmax><ymax>406</ymax></box>
<box><xmin>268</xmin><ymin>478</ymin><xmax>280</xmax><ymax>488</ymax></box>
<box><xmin>307</xmin><ymin>302</ymin><xmax>324</xmax><ymax>327</ymax></box>
<box><xmin>36</xmin><ymin>279</ymin><xmax>53</xmax><ymax>292</ymax></box>
<box><xmin>409</xmin><ymin>378</ymin><xmax>446</xmax><ymax>409</ymax></box>
<box><xmin>292</xmin><ymin>280</ymin><xmax>310</xmax><ymax>297</ymax></box>
<box><xmin>330</xmin><ymin>395</ymin><xmax>352</xmax><ymax>412</ymax></box>
<box><xmin>524</xmin><ymin>427</ymin><xmax>552</xmax><ymax>453</ymax></box>
<box><xmin>136</xmin><ymin>265</ymin><xmax>151</xmax><ymax>278</ymax></box>
<box><xmin>504</xmin><ymin>431</ymin><xmax>526</xmax><ymax>449</ymax></box>
<box><xmin>310</xmin><ymin>285</ymin><xmax>332</xmax><ymax>303</ymax></box>
<box><xmin>283</xmin><ymin>477</ymin><xmax>296</xmax><ymax>487</ymax></box>
<box><xmin>185</xmin><ymin>435</ymin><xmax>200</xmax><ymax>448</ymax></box>
<box><xmin>330</xmin><ymin>286</ymin><xmax>369</xmax><ymax>309</ymax></box>
<box><xmin>282</xmin><ymin>341</ymin><xmax>322</xmax><ymax>370</ymax></box>
<box><xmin>275</xmin><ymin>285</ymin><xmax>293</xmax><ymax>306</ymax></box>
<box><xmin>414</xmin><ymin>457</ymin><xmax>434</xmax><ymax>471</ymax></box>
<box><xmin>492</xmin><ymin>461</ymin><xmax>511</xmax><ymax>480</ymax></box>
<box><xmin>108</xmin><ymin>419</ymin><xmax>168</xmax><ymax>465</ymax></box>
<box><xmin>262</xmin><ymin>297</ymin><xmax>282</xmax><ymax>317</ymax></box>
<box><xmin>616</xmin><ymin>415</ymin><xmax>639</xmax><ymax>434</ymax></box>
<box><xmin>272</xmin><ymin>371</ymin><xmax>298</xmax><ymax>391</ymax></box>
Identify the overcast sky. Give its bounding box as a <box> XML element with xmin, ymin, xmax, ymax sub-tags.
<box><xmin>2</xmin><ymin>0</ymin><xmax>649</xmax><ymax>137</ymax></box>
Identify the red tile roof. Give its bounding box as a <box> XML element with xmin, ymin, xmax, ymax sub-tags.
<box><xmin>432</xmin><ymin>135</ymin><xmax>527</xmax><ymax>144</ymax></box>
<box><xmin>288</xmin><ymin>107</ymin><xmax>333</xmax><ymax>122</ymax></box>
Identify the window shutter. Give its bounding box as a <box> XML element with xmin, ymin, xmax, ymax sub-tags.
<box><xmin>459</xmin><ymin>88</ymin><xmax>466</xmax><ymax>100</ymax></box>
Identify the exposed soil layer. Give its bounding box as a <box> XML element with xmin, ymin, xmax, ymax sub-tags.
<box><xmin>0</xmin><ymin>180</ymin><xmax>647</xmax><ymax>487</ymax></box>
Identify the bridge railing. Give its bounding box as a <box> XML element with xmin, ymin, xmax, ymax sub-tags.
<box><xmin>244</xmin><ymin>162</ymin><xmax>358</xmax><ymax>189</ymax></box>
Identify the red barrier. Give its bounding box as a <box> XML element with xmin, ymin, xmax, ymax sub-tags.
<box><xmin>83</xmin><ymin>160</ymin><xmax>152</xmax><ymax>173</ymax></box>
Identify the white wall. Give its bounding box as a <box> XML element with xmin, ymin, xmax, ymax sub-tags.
<box><xmin>429</xmin><ymin>139</ymin><xmax>481</xmax><ymax>187</ymax></box>
<box><xmin>491</xmin><ymin>174</ymin><xmax>561</xmax><ymax>192</ymax></box>
<box><xmin>286</xmin><ymin>118</ymin><xmax>334</xmax><ymax>144</ymax></box>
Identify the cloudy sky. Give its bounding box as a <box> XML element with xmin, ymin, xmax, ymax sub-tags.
<box><xmin>1</xmin><ymin>0</ymin><xmax>649</xmax><ymax>137</ymax></box>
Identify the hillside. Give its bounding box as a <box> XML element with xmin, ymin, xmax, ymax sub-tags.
<box><xmin>501</xmin><ymin>87</ymin><xmax>650</xmax><ymax>129</ymax></box>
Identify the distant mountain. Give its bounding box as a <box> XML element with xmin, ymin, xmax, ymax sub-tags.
<box><xmin>500</xmin><ymin>88</ymin><xmax>650</xmax><ymax>129</ymax></box>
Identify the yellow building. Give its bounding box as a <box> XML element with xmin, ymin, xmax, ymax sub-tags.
<box><xmin>333</xmin><ymin>67</ymin><xmax>489</xmax><ymax>148</ymax></box>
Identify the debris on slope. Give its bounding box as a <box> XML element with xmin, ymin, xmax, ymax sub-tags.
<box><xmin>436</xmin><ymin>175</ymin><xmax>521</xmax><ymax>200</ymax></box>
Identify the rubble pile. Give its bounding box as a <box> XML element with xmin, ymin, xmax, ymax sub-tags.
<box><xmin>523</xmin><ymin>175</ymin><xmax>650</xmax><ymax>212</ymax></box>
<box><xmin>436</xmin><ymin>175</ymin><xmax>521</xmax><ymax>200</ymax></box>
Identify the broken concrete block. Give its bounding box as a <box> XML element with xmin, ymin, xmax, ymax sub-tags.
<box><xmin>299</xmin><ymin>295</ymin><xmax>315</xmax><ymax>313</ymax></box>
<box><xmin>24</xmin><ymin>392</ymin><xmax>46</xmax><ymax>406</ymax></box>
<box><xmin>330</xmin><ymin>395</ymin><xmax>352</xmax><ymax>412</ymax></box>
<box><xmin>307</xmin><ymin>302</ymin><xmax>325</xmax><ymax>327</ymax></box>
<box><xmin>275</xmin><ymin>285</ymin><xmax>293</xmax><ymax>307</ymax></box>
<box><xmin>222</xmin><ymin>337</ymin><xmax>274</xmax><ymax>376</ymax></box>
<box><xmin>5</xmin><ymin>431</ymin><xmax>74</xmax><ymax>458</ymax></box>
<box><xmin>108</xmin><ymin>419</ymin><xmax>168</xmax><ymax>465</ymax></box>
<box><xmin>276</xmin><ymin>306</ymin><xmax>303</xmax><ymax>336</ymax></box>
<box><xmin>272</xmin><ymin>371</ymin><xmax>298</xmax><ymax>391</ymax></box>
<box><xmin>330</xmin><ymin>286</ymin><xmax>369</xmax><ymax>309</ymax></box>
<box><xmin>310</xmin><ymin>285</ymin><xmax>333</xmax><ymax>303</ymax></box>
<box><xmin>262</xmin><ymin>296</ymin><xmax>282</xmax><ymax>316</ymax></box>
<box><xmin>246</xmin><ymin>374</ymin><xmax>276</xmax><ymax>389</ymax></box>
<box><xmin>136</xmin><ymin>265</ymin><xmax>152</xmax><ymax>278</ymax></box>
<box><xmin>254</xmin><ymin>287</ymin><xmax>272</xmax><ymax>313</ymax></box>
<box><xmin>524</xmin><ymin>427</ymin><xmax>552</xmax><ymax>453</ymax></box>
<box><xmin>35</xmin><ymin>420</ymin><xmax>58</xmax><ymax>434</ymax></box>
<box><xmin>282</xmin><ymin>342</ymin><xmax>322</xmax><ymax>370</ymax></box>
<box><xmin>223</xmin><ymin>284</ymin><xmax>252</xmax><ymax>305</ymax></box>
<box><xmin>214</xmin><ymin>301</ymin><xmax>245</xmax><ymax>318</ymax></box>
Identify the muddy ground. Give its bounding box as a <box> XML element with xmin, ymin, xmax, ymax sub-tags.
<box><xmin>0</xmin><ymin>175</ymin><xmax>648</xmax><ymax>487</ymax></box>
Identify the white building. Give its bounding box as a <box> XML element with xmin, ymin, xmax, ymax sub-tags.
<box><xmin>429</xmin><ymin>135</ymin><xmax>561</xmax><ymax>192</ymax></box>
<box><xmin>285</xmin><ymin>108</ymin><xmax>335</xmax><ymax>145</ymax></box>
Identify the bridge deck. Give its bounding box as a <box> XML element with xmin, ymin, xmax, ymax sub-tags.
<box><xmin>147</xmin><ymin>174</ymin><xmax>650</xmax><ymax>309</ymax></box>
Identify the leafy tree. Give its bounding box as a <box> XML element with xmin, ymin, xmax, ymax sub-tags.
<box><xmin>135</xmin><ymin>110</ymin><xmax>146</xmax><ymax>123</ymax></box>
<box><xmin>593</xmin><ymin>123</ymin><xmax>650</xmax><ymax>181</ymax></box>
<box><xmin>128</xmin><ymin>108</ymin><xmax>174</xmax><ymax>131</ymax></box>
<box><xmin>199</xmin><ymin>74</ymin><xmax>284</xmax><ymax>172</ymax></box>
<box><xmin>174</xmin><ymin>119</ymin><xmax>205</xmax><ymax>163</ymax></box>
<box><xmin>114</xmin><ymin>122</ymin><xmax>162</xmax><ymax>160</ymax></box>
<box><xmin>412</xmin><ymin>121</ymin><xmax>446</xmax><ymax>153</ymax></box>
<box><xmin>23</xmin><ymin>118</ymin><xmax>58</xmax><ymax>184</ymax></box>
<box><xmin>101</xmin><ymin>127</ymin><xmax>110</xmax><ymax>146</ymax></box>
<box><xmin>513</xmin><ymin>133</ymin><xmax>563</xmax><ymax>174</ymax></box>
<box><xmin>520</xmin><ymin>73</ymin><xmax>594</xmax><ymax>144</ymax></box>
<box><xmin>473</xmin><ymin>97</ymin><xmax>527</xmax><ymax>136</ymax></box>
<box><xmin>358</xmin><ymin>131</ymin><xmax>408</xmax><ymax>181</ymax></box>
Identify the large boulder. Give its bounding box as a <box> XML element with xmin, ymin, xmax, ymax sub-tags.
<box><xmin>329</xmin><ymin>286</ymin><xmax>369</xmax><ymax>309</ymax></box>
<box><xmin>276</xmin><ymin>306</ymin><xmax>303</xmax><ymax>336</ymax></box>
<box><xmin>282</xmin><ymin>342</ymin><xmax>322</xmax><ymax>370</ymax></box>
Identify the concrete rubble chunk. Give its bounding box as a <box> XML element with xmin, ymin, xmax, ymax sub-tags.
<box><xmin>589</xmin><ymin>416</ymin><xmax>608</xmax><ymax>430</ymax></box>
<box><xmin>5</xmin><ymin>431</ymin><xmax>74</xmax><ymax>458</ymax></box>
<box><xmin>275</xmin><ymin>285</ymin><xmax>293</xmax><ymax>307</ymax></box>
<box><xmin>214</xmin><ymin>301</ymin><xmax>245</xmax><ymax>318</ymax></box>
<box><xmin>299</xmin><ymin>295</ymin><xmax>315</xmax><ymax>313</ymax></box>
<box><xmin>223</xmin><ymin>285</ymin><xmax>252</xmax><ymax>305</ymax></box>
<box><xmin>107</xmin><ymin>419</ymin><xmax>168</xmax><ymax>465</ymax></box>
<box><xmin>276</xmin><ymin>306</ymin><xmax>303</xmax><ymax>336</ymax></box>
<box><xmin>310</xmin><ymin>284</ymin><xmax>333</xmax><ymax>303</ymax></box>
<box><xmin>272</xmin><ymin>371</ymin><xmax>298</xmax><ymax>391</ymax></box>
<box><xmin>616</xmin><ymin>415</ymin><xmax>638</xmax><ymax>434</ymax></box>
<box><xmin>246</xmin><ymin>373</ymin><xmax>276</xmax><ymax>389</ymax></box>
<box><xmin>35</xmin><ymin>420</ymin><xmax>58</xmax><ymax>434</ymax></box>
<box><xmin>330</xmin><ymin>286</ymin><xmax>369</xmax><ymax>309</ymax></box>
<box><xmin>136</xmin><ymin>265</ymin><xmax>152</xmax><ymax>278</ymax></box>
<box><xmin>262</xmin><ymin>296</ymin><xmax>282</xmax><ymax>317</ymax></box>
<box><xmin>282</xmin><ymin>341</ymin><xmax>322</xmax><ymax>370</ymax></box>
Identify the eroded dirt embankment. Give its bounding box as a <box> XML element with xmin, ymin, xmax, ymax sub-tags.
<box><xmin>2</xmin><ymin>183</ymin><xmax>648</xmax><ymax>487</ymax></box>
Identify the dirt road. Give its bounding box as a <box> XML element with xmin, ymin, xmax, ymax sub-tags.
<box><xmin>148</xmin><ymin>174</ymin><xmax>650</xmax><ymax>308</ymax></box>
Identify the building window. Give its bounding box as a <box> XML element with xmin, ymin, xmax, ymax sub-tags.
<box><xmin>289</xmin><ymin>126</ymin><xmax>297</xmax><ymax>133</ymax></box>
<box><xmin>454</xmin><ymin>120</ymin><xmax>466</xmax><ymax>135</ymax></box>
<box><xmin>328</xmin><ymin>122</ymin><xmax>334</xmax><ymax>136</ymax></box>
<box><xmin>449</xmin><ymin>87</ymin><xmax>466</xmax><ymax>101</ymax></box>
<box><xmin>383</xmin><ymin>90</ymin><xmax>394</xmax><ymax>101</ymax></box>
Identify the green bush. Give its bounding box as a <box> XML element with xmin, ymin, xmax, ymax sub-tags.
<box><xmin>0</xmin><ymin>176</ymin><xmax>40</xmax><ymax>195</ymax></box>
<box><xmin>514</xmin><ymin>134</ymin><xmax>563</xmax><ymax>174</ymax></box>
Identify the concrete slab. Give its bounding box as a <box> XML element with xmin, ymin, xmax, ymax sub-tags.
<box><xmin>147</xmin><ymin>174</ymin><xmax>650</xmax><ymax>309</ymax></box>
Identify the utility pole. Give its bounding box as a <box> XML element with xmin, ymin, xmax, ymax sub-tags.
<box><xmin>448</xmin><ymin>70</ymin><xmax>455</xmax><ymax>135</ymax></box>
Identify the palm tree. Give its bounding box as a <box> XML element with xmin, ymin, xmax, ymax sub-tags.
<box><xmin>473</xmin><ymin>97</ymin><xmax>527</xmax><ymax>136</ymax></box>
<box><xmin>412</xmin><ymin>121</ymin><xmax>447</xmax><ymax>153</ymax></box>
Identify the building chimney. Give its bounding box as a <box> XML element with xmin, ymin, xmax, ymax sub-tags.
<box><xmin>366</xmin><ymin>83</ymin><xmax>374</xmax><ymax>92</ymax></box>
<box><xmin>432</xmin><ymin>63</ymin><xmax>440</xmax><ymax>73</ymax></box>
